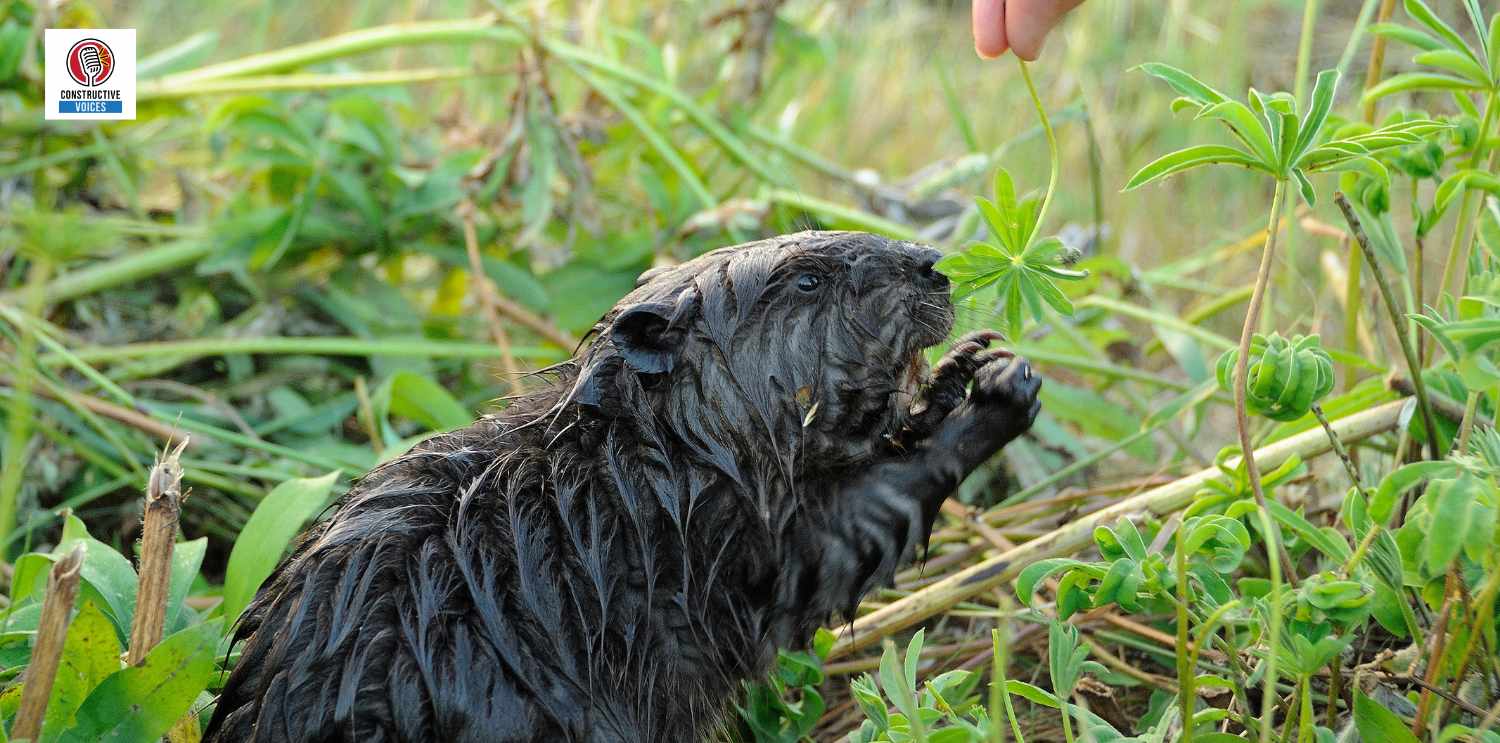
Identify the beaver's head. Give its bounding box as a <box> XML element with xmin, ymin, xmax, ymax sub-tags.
<box><xmin>567</xmin><ymin>231</ymin><xmax>952</xmax><ymax>482</ymax></box>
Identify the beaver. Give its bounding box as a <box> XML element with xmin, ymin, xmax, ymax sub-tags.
<box><xmin>203</xmin><ymin>230</ymin><xmax>1041</xmax><ymax>742</ymax></box>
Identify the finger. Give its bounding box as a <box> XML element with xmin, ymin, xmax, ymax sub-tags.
<box><xmin>971</xmin><ymin>0</ymin><xmax>1009</xmax><ymax>59</ymax></box>
<box><xmin>1006</xmin><ymin>0</ymin><xmax>1085</xmax><ymax>60</ymax></box>
<box><xmin>956</xmin><ymin>329</ymin><xmax>1006</xmax><ymax>346</ymax></box>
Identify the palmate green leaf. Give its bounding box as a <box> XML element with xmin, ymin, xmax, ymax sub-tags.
<box><xmin>1124</xmin><ymin>144</ymin><xmax>1265</xmax><ymax>190</ymax></box>
<box><xmin>1365</xmin><ymin>72</ymin><xmax>1481</xmax><ymax>101</ymax></box>
<box><xmin>1413</xmin><ymin>49</ymin><xmax>1492</xmax><ymax>86</ymax></box>
<box><xmin>1371</xmin><ymin>21</ymin><xmax>1445</xmax><ymax>52</ymax></box>
<box><xmin>1405</xmin><ymin>0</ymin><xmax>1479</xmax><ymax>61</ymax></box>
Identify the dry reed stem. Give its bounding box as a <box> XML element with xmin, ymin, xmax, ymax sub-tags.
<box><xmin>128</xmin><ymin>436</ymin><xmax>189</xmax><ymax>665</ymax></box>
<box><xmin>12</xmin><ymin>543</ymin><xmax>86</xmax><ymax>741</ymax></box>
<box><xmin>460</xmin><ymin>201</ymin><xmax>522</xmax><ymax>386</ymax></box>
<box><xmin>827</xmin><ymin>399</ymin><xmax>1407</xmax><ymax>659</ymax></box>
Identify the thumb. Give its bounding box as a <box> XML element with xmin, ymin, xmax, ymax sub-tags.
<box><xmin>1006</xmin><ymin>0</ymin><xmax>1085</xmax><ymax>60</ymax></box>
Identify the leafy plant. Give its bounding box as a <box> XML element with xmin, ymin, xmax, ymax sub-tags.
<box><xmin>935</xmin><ymin>60</ymin><xmax>1089</xmax><ymax>340</ymax></box>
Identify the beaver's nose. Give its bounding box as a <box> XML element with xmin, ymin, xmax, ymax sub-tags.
<box><xmin>914</xmin><ymin>248</ymin><xmax>948</xmax><ymax>289</ymax></box>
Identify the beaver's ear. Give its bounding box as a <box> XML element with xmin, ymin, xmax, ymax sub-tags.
<box><xmin>608</xmin><ymin>302</ymin><xmax>679</xmax><ymax>374</ymax></box>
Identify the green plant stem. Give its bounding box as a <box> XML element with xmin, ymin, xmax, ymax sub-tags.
<box><xmin>1175</xmin><ymin>530</ymin><xmax>1194</xmax><ymax>743</ymax></box>
<box><xmin>1231</xmin><ymin>179</ymin><xmax>1299</xmax><ymax>581</ymax></box>
<box><xmin>42</xmin><ymin>337</ymin><xmax>555</xmax><ymax>367</ymax></box>
<box><xmin>1017</xmin><ymin>59</ymin><xmax>1059</xmax><ymax>247</ymax></box>
<box><xmin>1297</xmin><ymin>675</ymin><xmax>1315</xmax><ymax>743</ymax></box>
<box><xmin>151</xmin><ymin>17</ymin><xmax>521</xmax><ymax>87</ymax></box>
<box><xmin>1312</xmin><ymin>405</ymin><xmax>1362</xmax><ymax>489</ymax></box>
<box><xmin>1336</xmin><ymin>191</ymin><xmax>1442</xmax><ymax>459</ymax></box>
<box><xmin>1437</xmin><ymin>94</ymin><xmax>1498</xmax><ymax>302</ymax></box>
<box><xmin>139</xmin><ymin>67</ymin><xmax>472</xmax><ymax>100</ymax></box>
<box><xmin>1457</xmin><ymin>390</ymin><xmax>1482</xmax><ymax>451</ymax></box>
<box><xmin>1276</xmin><ymin>0</ymin><xmax>1321</xmax><ymax>319</ymax></box>
<box><xmin>0</xmin><ymin>239</ymin><xmax>211</xmax><ymax>306</ymax></box>
<box><xmin>763</xmin><ymin>190</ymin><xmax>919</xmax><ymax>241</ymax></box>
<box><xmin>1256</xmin><ymin>506</ymin><xmax>1285</xmax><ymax>743</ymax></box>
<box><xmin>991</xmin><ymin>628</ymin><xmax>1026</xmax><ymax>743</ymax></box>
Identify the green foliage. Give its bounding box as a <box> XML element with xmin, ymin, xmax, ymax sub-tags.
<box><xmin>1126</xmin><ymin>64</ymin><xmax>1445</xmax><ymax>203</ymax></box>
<box><xmin>221</xmin><ymin>471</ymin><xmax>339</xmax><ymax>625</ymax></box>
<box><xmin>55</xmin><ymin>620</ymin><xmax>222</xmax><ymax>743</ymax></box>
<box><xmin>3</xmin><ymin>1</ymin><xmax>1500</xmax><ymax>740</ymax></box>
<box><xmin>935</xmin><ymin>62</ymin><xmax>1089</xmax><ymax>340</ymax></box>
<box><xmin>1214</xmin><ymin>333</ymin><xmax>1335</xmax><ymax>422</ymax></box>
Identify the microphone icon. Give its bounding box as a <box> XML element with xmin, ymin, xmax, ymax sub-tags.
<box><xmin>79</xmin><ymin>44</ymin><xmax>103</xmax><ymax>86</ymax></box>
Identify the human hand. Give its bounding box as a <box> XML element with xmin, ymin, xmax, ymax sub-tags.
<box><xmin>971</xmin><ymin>0</ymin><xmax>1086</xmax><ymax>60</ymax></box>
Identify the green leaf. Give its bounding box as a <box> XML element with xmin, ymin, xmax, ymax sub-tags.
<box><xmin>42</xmin><ymin>600</ymin><xmax>124</xmax><ymax>738</ymax></box>
<box><xmin>378</xmin><ymin>370</ymin><xmax>471</xmax><ymax>432</ymax></box>
<box><xmin>1435</xmin><ymin>169</ymin><xmax>1500</xmax><ymax>217</ymax></box>
<box><xmin>1124</xmin><ymin>145</ymin><xmax>1264</xmax><ymax>190</ymax></box>
<box><xmin>1413</xmin><ymin>49</ymin><xmax>1492</xmax><ymax>85</ymax></box>
<box><xmin>1354</xmin><ymin>689</ymin><xmax>1420</xmax><ymax>743</ymax></box>
<box><xmin>54</xmin><ymin>515</ymin><xmax>140</xmax><ymax>638</ymax></box>
<box><xmin>1137</xmin><ymin>63</ymin><xmax>1228</xmax><ymax>105</ymax></box>
<box><xmin>1490</xmin><ymin>12</ymin><xmax>1500</xmax><ymax>81</ymax></box>
<box><xmin>164</xmin><ymin>537</ymin><xmax>206</xmax><ymax>633</ymax></box>
<box><xmin>1293</xmin><ymin>168</ymin><xmax>1317</xmax><ymax>207</ymax></box>
<box><xmin>1292</xmin><ymin>69</ymin><xmax>1340</xmax><ymax>159</ymax></box>
<box><xmin>56</xmin><ymin>620</ymin><xmax>222</xmax><ymax>743</ymax></box>
<box><xmin>1371</xmin><ymin>21</ymin><xmax>1445</xmax><ymax>51</ymax></box>
<box><xmin>1364</xmin><ymin>72</ymin><xmax>1480</xmax><ymax>101</ymax></box>
<box><xmin>1014</xmin><ymin>558</ymin><xmax>1085</xmax><ymax>605</ymax></box>
<box><xmin>221</xmin><ymin>471</ymin><xmax>339</xmax><ymax>625</ymax></box>
<box><xmin>1373</xmin><ymin>460</ymin><xmax>1457</xmax><ymax>522</ymax></box>
<box><xmin>1197</xmin><ymin>100</ymin><xmax>1279</xmax><ymax>166</ymax></box>
<box><xmin>1424</xmin><ymin>474</ymin><xmax>1481</xmax><ymax>573</ymax></box>
<box><xmin>1404</xmin><ymin>0</ymin><xmax>1480</xmax><ymax>63</ymax></box>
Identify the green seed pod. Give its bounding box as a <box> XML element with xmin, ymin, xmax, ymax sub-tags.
<box><xmin>1216</xmin><ymin>332</ymin><xmax>1335</xmax><ymax>421</ymax></box>
<box><xmin>1392</xmin><ymin>140</ymin><xmax>1444</xmax><ymax>180</ymax></box>
<box><xmin>1451</xmin><ymin>115</ymin><xmax>1480</xmax><ymax>151</ymax></box>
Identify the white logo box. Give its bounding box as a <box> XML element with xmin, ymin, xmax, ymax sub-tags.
<box><xmin>44</xmin><ymin>28</ymin><xmax>136</xmax><ymax>121</ymax></box>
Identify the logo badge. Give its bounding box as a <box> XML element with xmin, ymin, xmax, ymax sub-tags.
<box><xmin>65</xmin><ymin>38</ymin><xmax>115</xmax><ymax>87</ymax></box>
<box><xmin>45</xmin><ymin>29</ymin><xmax>135</xmax><ymax>121</ymax></box>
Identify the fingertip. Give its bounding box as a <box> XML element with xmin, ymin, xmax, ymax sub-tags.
<box><xmin>971</xmin><ymin>0</ymin><xmax>1008</xmax><ymax>59</ymax></box>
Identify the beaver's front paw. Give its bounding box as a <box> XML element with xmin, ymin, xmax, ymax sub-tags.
<box><xmin>931</xmin><ymin>352</ymin><xmax>1042</xmax><ymax>461</ymax></box>
<box><xmin>901</xmin><ymin>330</ymin><xmax>1007</xmax><ymax>442</ymax></box>
<box><xmin>969</xmin><ymin>354</ymin><xmax>1042</xmax><ymax>434</ymax></box>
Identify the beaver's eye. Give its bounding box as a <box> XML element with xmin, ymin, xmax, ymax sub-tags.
<box><xmin>796</xmin><ymin>273</ymin><xmax>822</xmax><ymax>293</ymax></box>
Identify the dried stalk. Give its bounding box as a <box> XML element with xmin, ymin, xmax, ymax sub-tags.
<box><xmin>827</xmin><ymin>399</ymin><xmax>1407</xmax><ymax>659</ymax></box>
<box><xmin>1336</xmin><ymin>192</ymin><xmax>1441</xmax><ymax>459</ymax></box>
<box><xmin>460</xmin><ymin>200</ymin><xmax>521</xmax><ymax>386</ymax></box>
<box><xmin>12</xmin><ymin>544</ymin><xmax>86</xmax><ymax>741</ymax></box>
<box><xmin>128</xmin><ymin>437</ymin><xmax>189</xmax><ymax>665</ymax></box>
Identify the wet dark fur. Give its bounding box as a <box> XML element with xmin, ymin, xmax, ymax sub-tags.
<box><xmin>204</xmin><ymin>231</ymin><xmax>1042</xmax><ymax>742</ymax></box>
